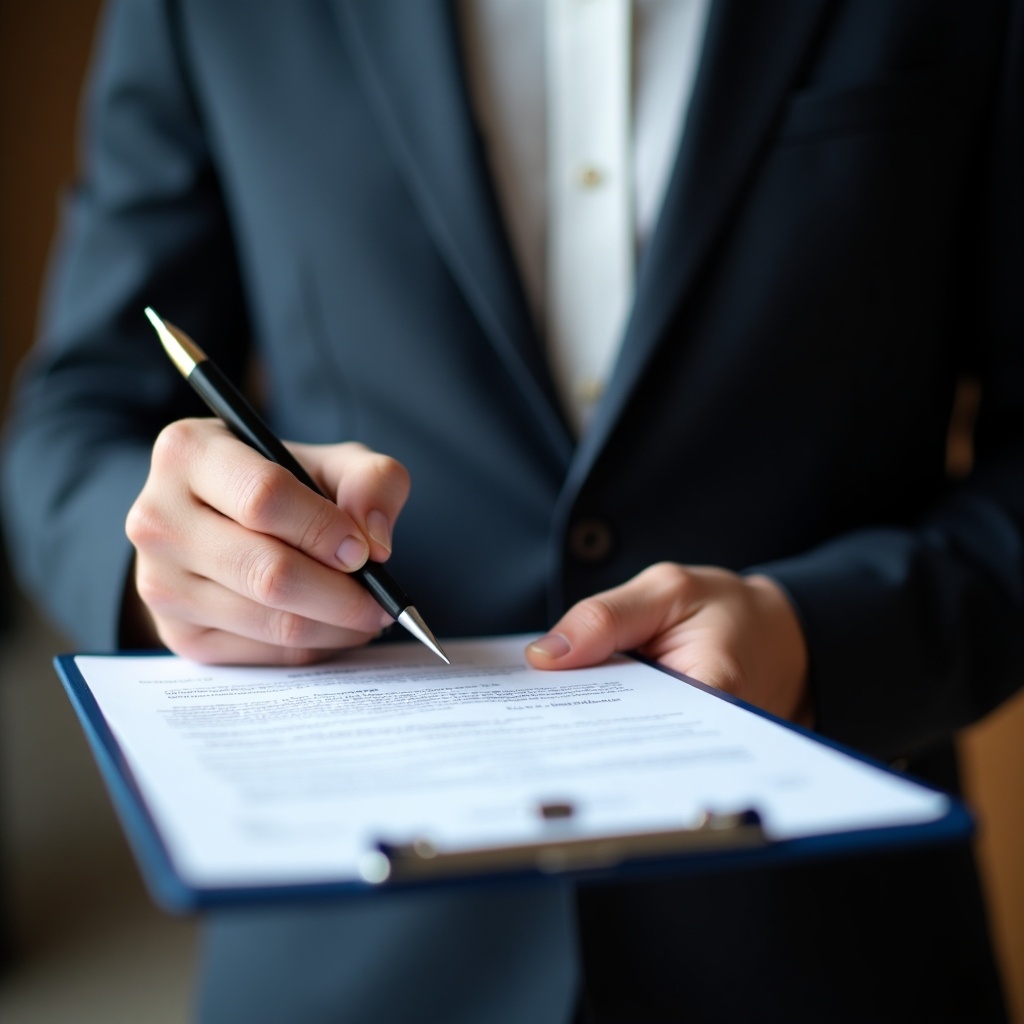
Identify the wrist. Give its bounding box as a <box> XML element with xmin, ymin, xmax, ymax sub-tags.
<box><xmin>745</xmin><ymin>573</ymin><xmax>813</xmax><ymax>727</ymax></box>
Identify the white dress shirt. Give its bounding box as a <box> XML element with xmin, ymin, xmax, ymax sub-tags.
<box><xmin>460</xmin><ymin>0</ymin><xmax>711</xmax><ymax>433</ymax></box>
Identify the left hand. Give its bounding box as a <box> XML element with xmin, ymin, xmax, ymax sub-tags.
<box><xmin>525</xmin><ymin>563</ymin><xmax>813</xmax><ymax>727</ymax></box>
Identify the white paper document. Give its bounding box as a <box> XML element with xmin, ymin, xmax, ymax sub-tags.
<box><xmin>72</xmin><ymin>636</ymin><xmax>948</xmax><ymax>890</ymax></box>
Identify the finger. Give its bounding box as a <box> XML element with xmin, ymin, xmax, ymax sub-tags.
<box><xmin>526</xmin><ymin>563</ymin><xmax>692</xmax><ymax>670</ymax></box>
<box><xmin>144</xmin><ymin>570</ymin><xmax>389</xmax><ymax>663</ymax></box>
<box><xmin>159</xmin><ymin>622</ymin><xmax>361</xmax><ymax>667</ymax></box>
<box><xmin>129</xmin><ymin>451</ymin><xmax>395</xmax><ymax>648</ymax></box>
<box><xmin>153</xmin><ymin>420</ymin><xmax>373</xmax><ymax>572</ymax></box>
<box><xmin>134</xmin><ymin>498</ymin><xmax>393</xmax><ymax>634</ymax></box>
<box><xmin>293</xmin><ymin>441</ymin><xmax>412</xmax><ymax>562</ymax></box>
<box><xmin>202</xmin><ymin>529</ymin><xmax>394</xmax><ymax>635</ymax></box>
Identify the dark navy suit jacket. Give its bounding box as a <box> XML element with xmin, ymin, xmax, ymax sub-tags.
<box><xmin>3</xmin><ymin>2</ymin><xmax>1021</xmax><ymax>1021</ymax></box>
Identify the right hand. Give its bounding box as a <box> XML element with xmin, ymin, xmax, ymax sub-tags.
<box><xmin>124</xmin><ymin>418</ymin><xmax>410</xmax><ymax>665</ymax></box>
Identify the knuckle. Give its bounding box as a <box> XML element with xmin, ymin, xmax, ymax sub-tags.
<box><xmin>298</xmin><ymin>501</ymin><xmax>339</xmax><ymax>554</ymax></box>
<box><xmin>151</xmin><ymin>418</ymin><xmax>200</xmax><ymax>471</ymax></box>
<box><xmin>235</xmin><ymin>464</ymin><xmax>286</xmax><ymax>531</ymax></box>
<box><xmin>125</xmin><ymin>498</ymin><xmax>167</xmax><ymax>548</ymax></box>
<box><xmin>575</xmin><ymin>597</ymin><xmax>620</xmax><ymax>640</ymax></box>
<box><xmin>377</xmin><ymin>454</ymin><xmax>411</xmax><ymax>497</ymax></box>
<box><xmin>242</xmin><ymin>546</ymin><xmax>296</xmax><ymax>606</ymax></box>
<box><xmin>134</xmin><ymin>565</ymin><xmax>175</xmax><ymax>613</ymax></box>
<box><xmin>338</xmin><ymin>441</ymin><xmax>369</xmax><ymax>460</ymax></box>
<box><xmin>272</xmin><ymin>610</ymin><xmax>315</xmax><ymax>649</ymax></box>
<box><xmin>644</xmin><ymin>562</ymin><xmax>695</xmax><ymax>620</ymax></box>
<box><xmin>645</xmin><ymin>561</ymin><xmax>690</xmax><ymax>592</ymax></box>
<box><xmin>341</xmin><ymin>445</ymin><xmax>411</xmax><ymax>506</ymax></box>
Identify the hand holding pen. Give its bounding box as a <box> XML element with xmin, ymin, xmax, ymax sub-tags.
<box><xmin>122</xmin><ymin>308</ymin><xmax>447</xmax><ymax>665</ymax></box>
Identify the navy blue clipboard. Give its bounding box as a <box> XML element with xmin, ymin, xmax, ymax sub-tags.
<box><xmin>54</xmin><ymin>651</ymin><xmax>974</xmax><ymax>915</ymax></box>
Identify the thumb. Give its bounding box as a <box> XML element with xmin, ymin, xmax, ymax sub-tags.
<box><xmin>526</xmin><ymin>570</ymin><xmax>677</xmax><ymax>670</ymax></box>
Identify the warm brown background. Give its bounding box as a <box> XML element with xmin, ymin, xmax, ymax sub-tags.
<box><xmin>1</xmin><ymin>2</ymin><xmax>1021</xmax><ymax>1021</ymax></box>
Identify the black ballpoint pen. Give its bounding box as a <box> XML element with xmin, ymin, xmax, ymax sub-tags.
<box><xmin>144</xmin><ymin>307</ymin><xmax>449</xmax><ymax>664</ymax></box>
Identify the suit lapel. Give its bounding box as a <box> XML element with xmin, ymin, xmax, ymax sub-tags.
<box><xmin>332</xmin><ymin>1</ymin><xmax>836</xmax><ymax>482</ymax></box>
<box><xmin>572</xmin><ymin>0</ymin><xmax>835</xmax><ymax>480</ymax></box>
<box><xmin>332</xmin><ymin>0</ymin><xmax>574</xmax><ymax>462</ymax></box>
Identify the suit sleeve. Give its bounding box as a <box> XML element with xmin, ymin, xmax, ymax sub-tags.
<box><xmin>759</xmin><ymin>6</ymin><xmax>1024</xmax><ymax>759</ymax></box>
<box><xmin>0</xmin><ymin>0</ymin><xmax>249</xmax><ymax>648</ymax></box>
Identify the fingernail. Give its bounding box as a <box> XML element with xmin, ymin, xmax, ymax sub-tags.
<box><xmin>336</xmin><ymin>535</ymin><xmax>369</xmax><ymax>571</ymax></box>
<box><xmin>366</xmin><ymin>509</ymin><xmax>392</xmax><ymax>554</ymax></box>
<box><xmin>528</xmin><ymin>633</ymin><xmax>571</xmax><ymax>659</ymax></box>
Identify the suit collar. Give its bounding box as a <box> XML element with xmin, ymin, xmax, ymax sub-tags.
<box><xmin>332</xmin><ymin>0</ymin><xmax>575</xmax><ymax>463</ymax></box>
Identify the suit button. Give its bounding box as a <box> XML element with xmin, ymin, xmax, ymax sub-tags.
<box><xmin>568</xmin><ymin>519</ymin><xmax>614</xmax><ymax>563</ymax></box>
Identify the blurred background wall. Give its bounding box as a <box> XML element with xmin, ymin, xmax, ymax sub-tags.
<box><xmin>0</xmin><ymin>2</ymin><xmax>1021</xmax><ymax>1022</ymax></box>
<box><xmin>0</xmin><ymin>3</ymin><xmax>198</xmax><ymax>1022</ymax></box>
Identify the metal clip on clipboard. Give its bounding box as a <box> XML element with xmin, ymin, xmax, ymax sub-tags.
<box><xmin>360</xmin><ymin>807</ymin><xmax>766</xmax><ymax>885</ymax></box>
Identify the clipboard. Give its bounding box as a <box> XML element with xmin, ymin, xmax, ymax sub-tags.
<box><xmin>54</xmin><ymin>639</ymin><xmax>973</xmax><ymax>913</ymax></box>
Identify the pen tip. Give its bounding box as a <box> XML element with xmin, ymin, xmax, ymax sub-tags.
<box><xmin>397</xmin><ymin>607</ymin><xmax>450</xmax><ymax>664</ymax></box>
<box><xmin>144</xmin><ymin>306</ymin><xmax>205</xmax><ymax>377</ymax></box>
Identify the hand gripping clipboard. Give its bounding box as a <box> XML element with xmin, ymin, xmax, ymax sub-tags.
<box><xmin>54</xmin><ymin>639</ymin><xmax>972</xmax><ymax>913</ymax></box>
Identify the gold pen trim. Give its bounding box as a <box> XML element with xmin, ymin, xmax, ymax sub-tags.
<box><xmin>144</xmin><ymin>307</ymin><xmax>206</xmax><ymax>378</ymax></box>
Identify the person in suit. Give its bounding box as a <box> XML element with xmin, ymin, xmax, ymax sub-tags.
<box><xmin>2</xmin><ymin>1</ymin><xmax>1021</xmax><ymax>1021</ymax></box>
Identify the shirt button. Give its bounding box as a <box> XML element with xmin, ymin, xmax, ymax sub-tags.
<box><xmin>576</xmin><ymin>377</ymin><xmax>605</xmax><ymax>405</ymax></box>
<box><xmin>568</xmin><ymin>518</ymin><xmax>614</xmax><ymax>563</ymax></box>
<box><xmin>576</xmin><ymin>165</ymin><xmax>605</xmax><ymax>189</ymax></box>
